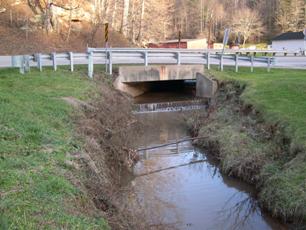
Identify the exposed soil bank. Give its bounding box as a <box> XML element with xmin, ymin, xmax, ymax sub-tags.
<box><xmin>68</xmin><ymin>76</ymin><xmax>148</xmax><ymax>229</ymax></box>
<box><xmin>187</xmin><ymin>79</ymin><xmax>306</xmax><ymax>228</ymax></box>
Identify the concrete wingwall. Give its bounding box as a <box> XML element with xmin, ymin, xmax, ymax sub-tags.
<box><xmin>196</xmin><ymin>73</ymin><xmax>218</xmax><ymax>98</ymax></box>
<box><xmin>114</xmin><ymin>65</ymin><xmax>217</xmax><ymax>98</ymax></box>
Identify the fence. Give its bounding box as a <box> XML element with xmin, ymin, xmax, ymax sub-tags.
<box><xmin>5</xmin><ymin>48</ymin><xmax>282</xmax><ymax>78</ymax></box>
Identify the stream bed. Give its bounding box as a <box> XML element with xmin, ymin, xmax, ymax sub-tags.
<box><xmin>121</xmin><ymin>110</ymin><xmax>287</xmax><ymax>230</ymax></box>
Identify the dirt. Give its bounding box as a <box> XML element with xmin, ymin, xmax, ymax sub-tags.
<box><xmin>64</xmin><ymin>75</ymin><xmax>150</xmax><ymax>229</ymax></box>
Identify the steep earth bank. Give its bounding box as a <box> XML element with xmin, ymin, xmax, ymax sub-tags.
<box><xmin>70</xmin><ymin>75</ymin><xmax>150</xmax><ymax>229</ymax></box>
<box><xmin>187</xmin><ymin>79</ymin><xmax>306</xmax><ymax>228</ymax></box>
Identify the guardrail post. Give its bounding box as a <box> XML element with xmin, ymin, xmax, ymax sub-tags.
<box><xmin>235</xmin><ymin>53</ymin><xmax>239</xmax><ymax>72</ymax></box>
<box><xmin>267</xmin><ymin>57</ymin><xmax>271</xmax><ymax>72</ymax></box>
<box><xmin>69</xmin><ymin>52</ymin><xmax>74</xmax><ymax>72</ymax></box>
<box><xmin>20</xmin><ymin>56</ymin><xmax>25</xmax><ymax>74</ymax></box>
<box><xmin>88</xmin><ymin>52</ymin><xmax>93</xmax><ymax>78</ymax></box>
<box><xmin>206</xmin><ymin>52</ymin><xmax>210</xmax><ymax>70</ymax></box>
<box><xmin>144</xmin><ymin>51</ymin><xmax>148</xmax><ymax>66</ymax></box>
<box><xmin>176</xmin><ymin>52</ymin><xmax>181</xmax><ymax>65</ymax></box>
<box><xmin>37</xmin><ymin>53</ymin><xmax>42</xmax><ymax>71</ymax></box>
<box><xmin>25</xmin><ymin>55</ymin><xmax>30</xmax><ymax>73</ymax></box>
<box><xmin>108</xmin><ymin>50</ymin><xmax>113</xmax><ymax>75</ymax></box>
<box><xmin>250</xmin><ymin>55</ymin><xmax>254</xmax><ymax>72</ymax></box>
<box><xmin>220</xmin><ymin>54</ymin><xmax>224</xmax><ymax>71</ymax></box>
<box><xmin>11</xmin><ymin>56</ymin><xmax>20</xmax><ymax>68</ymax></box>
<box><xmin>52</xmin><ymin>52</ymin><xmax>57</xmax><ymax>71</ymax></box>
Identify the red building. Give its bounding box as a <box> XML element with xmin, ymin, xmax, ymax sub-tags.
<box><xmin>148</xmin><ymin>39</ymin><xmax>207</xmax><ymax>49</ymax></box>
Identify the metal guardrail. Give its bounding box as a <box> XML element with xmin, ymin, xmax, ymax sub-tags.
<box><xmin>88</xmin><ymin>47</ymin><xmax>306</xmax><ymax>56</ymax></box>
<box><xmin>1</xmin><ymin>48</ymin><xmax>283</xmax><ymax>78</ymax></box>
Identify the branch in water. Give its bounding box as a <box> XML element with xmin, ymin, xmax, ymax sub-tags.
<box><xmin>137</xmin><ymin>136</ymin><xmax>207</xmax><ymax>152</ymax></box>
<box><xmin>135</xmin><ymin>159</ymin><xmax>207</xmax><ymax>177</ymax></box>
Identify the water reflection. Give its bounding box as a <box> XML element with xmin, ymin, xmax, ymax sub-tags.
<box><xmin>120</xmin><ymin>112</ymin><xmax>287</xmax><ymax>230</ymax></box>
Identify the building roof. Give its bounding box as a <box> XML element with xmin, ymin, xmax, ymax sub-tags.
<box><xmin>272</xmin><ymin>31</ymin><xmax>305</xmax><ymax>41</ymax></box>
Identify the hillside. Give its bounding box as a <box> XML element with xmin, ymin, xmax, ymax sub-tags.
<box><xmin>0</xmin><ymin>0</ymin><xmax>131</xmax><ymax>55</ymax></box>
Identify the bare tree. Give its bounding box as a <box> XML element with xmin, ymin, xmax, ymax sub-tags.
<box><xmin>232</xmin><ymin>7</ymin><xmax>264</xmax><ymax>47</ymax></box>
<box><xmin>122</xmin><ymin>0</ymin><xmax>130</xmax><ymax>36</ymax></box>
<box><xmin>136</xmin><ymin>0</ymin><xmax>146</xmax><ymax>42</ymax></box>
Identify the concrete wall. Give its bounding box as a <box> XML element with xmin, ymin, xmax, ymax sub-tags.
<box><xmin>196</xmin><ymin>73</ymin><xmax>218</xmax><ymax>98</ymax></box>
<box><xmin>119</xmin><ymin>65</ymin><xmax>203</xmax><ymax>83</ymax></box>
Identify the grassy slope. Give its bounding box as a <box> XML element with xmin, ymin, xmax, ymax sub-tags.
<box><xmin>210</xmin><ymin>67</ymin><xmax>306</xmax><ymax>221</ymax></box>
<box><xmin>0</xmin><ymin>68</ymin><xmax>109</xmax><ymax>229</ymax></box>
<box><xmin>211</xmin><ymin>67</ymin><xmax>306</xmax><ymax>146</ymax></box>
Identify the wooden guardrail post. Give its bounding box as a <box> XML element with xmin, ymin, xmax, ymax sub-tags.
<box><xmin>250</xmin><ymin>55</ymin><xmax>254</xmax><ymax>72</ymax></box>
<box><xmin>88</xmin><ymin>52</ymin><xmax>93</xmax><ymax>78</ymax></box>
<box><xmin>176</xmin><ymin>52</ymin><xmax>181</xmax><ymax>65</ymax></box>
<box><xmin>144</xmin><ymin>51</ymin><xmax>148</xmax><ymax>66</ymax></box>
<box><xmin>69</xmin><ymin>52</ymin><xmax>74</xmax><ymax>72</ymax></box>
<box><xmin>206</xmin><ymin>52</ymin><xmax>210</xmax><ymax>70</ymax></box>
<box><xmin>52</xmin><ymin>52</ymin><xmax>57</xmax><ymax>71</ymax></box>
<box><xmin>235</xmin><ymin>53</ymin><xmax>239</xmax><ymax>72</ymax></box>
<box><xmin>37</xmin><ymin>53</ymin><xmax>42</xmax><ymax>71</ymax></box>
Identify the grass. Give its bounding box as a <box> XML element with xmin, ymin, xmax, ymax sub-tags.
<box><xmin>208</xmin><ymin>66</ymin><xmax>306</xmax><ymax>222</ymax></box>
<box><xmin>0</xmin><ymin>67</ymin><xmax>109</xmax><ymax>229</ymax></box>
<box><xmin>210</xmin><ymin>67</ymin><xmax>306</xmax><ymax>146</ymax></box>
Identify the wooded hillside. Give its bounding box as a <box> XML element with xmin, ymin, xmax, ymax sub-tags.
<box><xmin>0</xmin><ymin>0</ymin><xmax>305</xmax><ymax>49</ymax></box>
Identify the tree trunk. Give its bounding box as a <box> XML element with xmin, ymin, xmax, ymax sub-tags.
<box><xmin>136</xmin><ymin>0</ymin><xmax>145</xmax><ymax>41</ymax></box>
<box><xmin>105</xmin><ymin>0</ymin><xmax>111</xmax><ymax>23</ymax></box>
<box><xmin>122</xmin><ymin>0</ymin><xmax>130</xmax><ymax>36</ymax></box>
<box><xmin>111</xmin><ymin>0</ymin><xmax>117</xmax><ymax>30</ymax></box>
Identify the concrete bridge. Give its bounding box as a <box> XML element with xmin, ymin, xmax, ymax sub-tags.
<box><xmin>114</xmin><ymin>65</ymin><xmax>217</xmax><ymax>98</ymax></box>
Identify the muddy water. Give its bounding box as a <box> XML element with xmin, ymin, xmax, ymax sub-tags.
<box><xmin>122</xmin><ymin>111</ymin><xmax>287</xmax><ymax>230</ymax></box>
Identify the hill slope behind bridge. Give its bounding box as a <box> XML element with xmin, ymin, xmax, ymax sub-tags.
<box><xmin>0</xmin><ymin>0</ymin><xmax>131</xmax><ymax>55</ymax></box>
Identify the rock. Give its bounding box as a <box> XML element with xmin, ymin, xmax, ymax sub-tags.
<box><xmin>65</xmin><ymin>159</ymin><xmax>80</xmax><ymax>170</ymax></box>
<box><xmin>62</xmin><ymin>97</ymin><xmax>96</xmax><ymax>112</ymax></box>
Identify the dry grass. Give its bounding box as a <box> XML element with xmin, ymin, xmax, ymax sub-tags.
<box><xmin>71</xmin><ymin>75</ymin><xmax>153</xmax><ymax>229</ymax></box>
<box><xmin>0</xmin><ymin>3</ymin><xmax>131</xmax><ymax>55</ymax></box>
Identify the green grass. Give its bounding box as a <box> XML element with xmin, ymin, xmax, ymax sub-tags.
<box><xmin>0</xmin><ymin>67</ymin><xmax>109</xmax><ymax>229</ymax></box>
<box><xmin>210</xmin><ymin>67</ymin><xmax>306</xmax><ymax>146</ymax></box>
<box><xmin>209</xmin><ymin>66</ymin><xmax>306</xmax><ymax>221</ymax></box>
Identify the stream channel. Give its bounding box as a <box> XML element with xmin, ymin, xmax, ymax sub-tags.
<box><xmin>120</xmin><ymin>85</ymin><xmax>288</xmax><ymax>230</ymax></box>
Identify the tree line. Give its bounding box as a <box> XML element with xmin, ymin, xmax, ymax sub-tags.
<box><xmin>25</xmin><ymin>0</ymin><xmax>306</xmax><ymax>45</ymax></box>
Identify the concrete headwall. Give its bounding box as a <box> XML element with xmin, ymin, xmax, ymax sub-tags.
<box><xmin>119</xmin><ymin>65</ymin><xmax>203</xmax><ymax>83</ymax></box>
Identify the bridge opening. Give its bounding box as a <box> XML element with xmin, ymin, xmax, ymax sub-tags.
<box><xmin>134</xmin><ymin>80</ymin><xmax>197</xmax><ymax>104</ymax></box>
<box><xmin>114</xmin><ymin>65</ymin><xmax>217</xmax><ymax>112</ymax></box>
